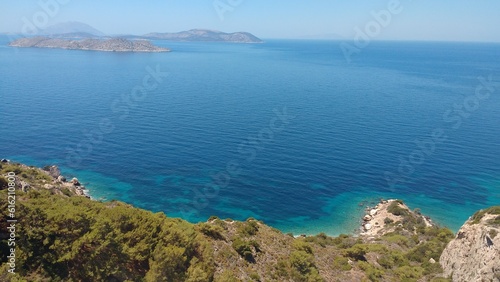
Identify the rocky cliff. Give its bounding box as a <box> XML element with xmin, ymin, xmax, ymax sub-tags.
<box><xmin>9</xmin><ymin>37</ymin><xmax>170</xmax><ymax>52</ymax></box>
<box><xmin>440</xmin><ymin>207</ymin><xmax>500</xmax><ymax>282</ymax></box>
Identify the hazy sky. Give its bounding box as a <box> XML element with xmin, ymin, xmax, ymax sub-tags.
<box><xmin>1</xmin><ymin>0</ymin><xmax>499</xmax><ymax>42</ymax></box>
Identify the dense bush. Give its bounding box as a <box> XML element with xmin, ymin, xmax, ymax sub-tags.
<box><xmin>198</xmin><ymin>222</ymin><xmax>225</xmax><ymax>240</ymax></box>
<box><xmin>0</xmin><ymin>189</ymin><xmax>215</xmax><ymax>281</ymax></box>
<box><xmin>342</xmin><ymin>244</ymin><xmax>387</xmax><ymax>261</ymax></box>
<box><xmin>387</xmin><ymin>202</ymin><xmax>409</xmax><ymax>216</ymax></box>
<box><xmin>293</xmin><ymin>239</ymin><xmax>313</xmax><ymax>254</ymax></box>
<box><xmin>232</xmin><ymin>238</ymin><xmax>255</xmax><ymax>262</ymax></box>
<box><xmin>332</xmin><ymin>256</ymin><xmax>352</xmax><ymax>271</ymax></box>
<box><xmin>237</xmin><ymin>219</ymin><xmax>259</xmax><ymax>236</ymax></box>
<box><xmin>0</xmin><ymin>177</ymin><xmax>8</xmax><ymax>189</ymax></box>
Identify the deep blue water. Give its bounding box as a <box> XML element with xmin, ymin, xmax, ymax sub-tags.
<box><xmin>1</xmin><ymin>36</ymin><xmax>499</xmax><ymax>235</ymax></box>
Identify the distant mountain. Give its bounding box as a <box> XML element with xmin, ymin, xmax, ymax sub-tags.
<box><xmin>38</xmin><ymin>21</ymin><xmax>105</xmax><ymax>37</ymax></box>
<box><xmin>143</xmin><ymin>29</ymin><xmax>263</xmax><ymax>43</ymax></box>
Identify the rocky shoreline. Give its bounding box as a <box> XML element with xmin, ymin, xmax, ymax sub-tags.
<box><xmin>8</xmin><ymin>37</ymin><xmax>170</xmax><ymax>52</ymax></box>
<box><xmin>1</xmin><ymin>159</ymin><xmax>89</xmax><ymax>198</ymax></box>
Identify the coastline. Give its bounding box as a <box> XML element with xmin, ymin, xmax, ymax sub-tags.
<box><xmin>1</xmin><ymin>157</ymin><xmax>493</xmax><ymax>236</ymax></box>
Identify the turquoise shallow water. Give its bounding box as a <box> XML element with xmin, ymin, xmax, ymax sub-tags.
<box><xmin>1</xmin><ymin>37</ymin><xmax>499</xmax><ymax>235</ymax></box>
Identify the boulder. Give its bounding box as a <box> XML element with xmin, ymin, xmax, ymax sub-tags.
<box><xmin>57</xmin><ymin>175</ymin><xmax>66</xmax><ymax>182</ymax></box>
<box><xmin>21</xmin><ymin>181</ymin><xmax>30</xmax><ymax>192</ymax></box>
<box><xmin>48</xmin><ymin>165</ymin><xmax>61</xmax><ymax>178</ymax></box>
<box><xmin>429</xmin><ymin>258</ymin><xmax>436</xmax><ymax>264</ymax></box>
<box><xmin>369</xmin><ymin>209</ymin><xmax>377</xmax><ymax>216</ymax></box>
<box><xmin>363</xmin><ymin>215</ymin><xmax>372</xmax><ymax>221</ymax></box>
<box><xmin>364</xmin><ymin>223</ymin><xmax>372</xmax><ymax>231</ymax></box>
<box><xmin>71</xmin><ymin>178</ymin><xmax>80</xmax><ymax>186</ymax></box>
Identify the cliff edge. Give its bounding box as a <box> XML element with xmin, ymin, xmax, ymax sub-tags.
<box><xmin>440</xmin><ymin>207</ymin><xmax>500</xmax><ymax>282</ymax></box>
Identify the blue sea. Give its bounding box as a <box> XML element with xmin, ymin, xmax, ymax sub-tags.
<box><xmin>1</xmin><ymin>35</ymin><xmax>499</xmax><ymax>235</ymax></box>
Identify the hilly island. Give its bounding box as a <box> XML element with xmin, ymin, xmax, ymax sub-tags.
<box><xmin>9</xmin><ymin>37</ymin><xmax>170</xmax><ymax>53</ymax></box>
<box><xmin>1</xmin><ymin>161</ymin><xmax>498</xmax><ymax>281</ymax></box>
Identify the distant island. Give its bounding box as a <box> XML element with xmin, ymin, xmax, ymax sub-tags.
<box><xmin>10</xmin><ymin>21</ymin><xmax>263</xmax><ymax>44</ymax></box>
<box><xmin>9</xmin><ymin>37</ymin><xmax>170</xmax><ymax>52</ymax></box>
<box><xmin>141</xmin><ymin>29</ymin><xmax>263</xmax><ymax>43</ymax></box>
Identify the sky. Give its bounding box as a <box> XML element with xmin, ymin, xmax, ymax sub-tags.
<box><xmin>0</xmin><ymin>0</ymin><xmax>499</xmax><ymax>42</ymax></box>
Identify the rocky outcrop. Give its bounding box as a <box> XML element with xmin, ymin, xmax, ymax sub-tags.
<box><xmin>0</xmin><ymin>161</ymin><xmax>89</xmax><ymax>198</ymax></box>
<box><xmin>359</xmin><ymin>199</ymin><xmax>433</xmax><ymax>236</ymax></box>
<box><xmin>440</xmin><ymin>207</ymin><xmax>500</xmax><ymax>282</ymax></box>
<box><xmin>9</xmin><ymin>37</ymin><xmax>170</xmax><ymax>52</ymax></box>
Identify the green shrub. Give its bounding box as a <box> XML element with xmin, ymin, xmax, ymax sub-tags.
<box><xmin>377</xmin><ymin>251</ymin><xmax>408</xmax><ymax>269</ymax></box>
<box><xmin>489</xmin><ymin>229</ymin><xmax>498</xmax><ymax>239</ymax></box>
<box><xmin>198</xmin><ymin>222</ymin><xmax>225</xmax><ymax>240</ymax></box>
<box><xmin>332</xmin><ymin>256</ymin><xmax>352</xmax><ymax>271</ymax></box>
<box><xmin>237</xmin><ymin>219</ymin><xmax>259</xmax><ymax>236</ymax></box>
<box><xmin>394</xmin><ymin>265</ymin><xmax>425</xmax><ymax>280</ymax></box>
<box><xmin>216</xmin><ymin>270</ymin><xmax>241</xmax><ymax>282</ymax></box>
<box><xmin>61</xmin><ymin>188</ymin><xmax>73</xmax><ymax>197</ymax></box>
<box><xmin>470</xmin><ymin>206</ymin><xmax>500</xmax><ymax>224</ymax></box>
<box><xmin>208</xmin><ymin>215</ymin><xmax>219</xmax><ymax>221</ymax></box>
<box><xmin>387</xmin><ymin>202</ymin><xmax>409</xmax><ymax>216</ymax></box>
<box><xmin>383</xmin><ymin>233</ymin><xmax>410</xmax><ymax>247</ymax></box>
<box><xmin>331</xmin><ymin>234</ymin><xmax>356</xmax><ymax>249</ymax></box>
<box><xmin>289</xmin><ymin>250</ymin><xmax>316</xmax><ymax>275</ymax></box>
<box><xmin>489</xmin><ymin>216</ymin><xmax>500</xmax><ymax>226</ymax></box>
<box><xmin>406</xmin><ymin>240</ymin><xmax>443</xmax><ymax>263</ymax></box>
<box><xmin>249</xmin><ymin>272</ymin><xmax>260</xmax><ymax>281</ymax></box>
<box><xmin>293</xmin><ymin>239</ymin><xmax>313</xmax><ymax>254</ymax></box>
<box><xmin>0</xmin><ymin>177</ymin><xmax>8</xmax><ymax>189</ymax></box>
<box><xmin>305</xmin><ymin>232</ymin><xmax>335</xmax><ymax>247</ymax></box>
<box><xmin>232</xmin><ymin>238</ymin><xmax>254</xmax><ymax>262</ymax></box>
<box><xmin>343</xmin><ymin>244</ymin><xmax>387</xmax><ymax>261</ymax></box>
<box><xmin>383</xmin><ymin>217</ymin><xmax>394</xmax><ymax>224</ymax></box>
<box><xmin>358</xmin><ymin>261</ymin><xmax>385</xmax><ymax>282</ymax></box>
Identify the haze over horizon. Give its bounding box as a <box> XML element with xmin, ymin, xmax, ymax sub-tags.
<box><xmin>1</xmin><ymin>0</ymin><xmax>500</xmax><ymax>42</ymax></box>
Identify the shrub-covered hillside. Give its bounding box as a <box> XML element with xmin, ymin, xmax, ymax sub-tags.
<box><xmin>0</xmin><ymin>162</ymin><xmax>463</xmax><ymax>281</ymax></box>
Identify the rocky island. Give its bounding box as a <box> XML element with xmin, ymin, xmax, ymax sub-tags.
<box><xmin>1</xmin><ymin>160</ymin><xmax>498</xmax><ymax>281</ymax></box>
<box><xmin>142</xmin><ymin>29</ymin><xmax>263</xmax><ymax>43</ymax></box>
<box><xmin>8</xmin><ymin>37</ymin><xmax>170</xmax><ymax>52</ymax></box>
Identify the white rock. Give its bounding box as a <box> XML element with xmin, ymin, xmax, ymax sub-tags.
<box><xmin>370</xmin><ymin>209</ymin><xmax>377</xmax><ymax>216</ymax></box>
<box><xmin>429</xmin><ymin>258</ymin><xmax>436</xmax><ymax>264</ymax></box>
<box><xmin>364</xmin><ymin>223</ymin><xmax>372</xmax><ymax>231</ymax></box>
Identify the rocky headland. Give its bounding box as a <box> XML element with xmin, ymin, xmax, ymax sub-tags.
<box><xmin>8</xmin><ymin>37</ymin><xmax>170</xmax><ymax>52</ymax></box>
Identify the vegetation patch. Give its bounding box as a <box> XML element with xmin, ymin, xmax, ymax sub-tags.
<box><xmin>470</xmin><ymin>206</ymin><xmax>500</xmax><ymax>224</ymax></box>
